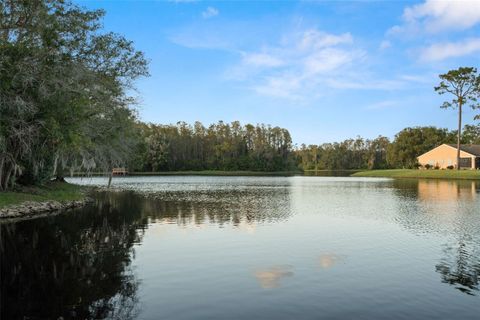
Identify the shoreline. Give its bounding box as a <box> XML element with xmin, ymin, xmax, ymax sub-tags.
<box><xmin>3</xmin><ymin>169</ymin><xmax>479</xmax><ymax>221</ymax></box>
<box><xmin>72</xmin><ymin>170</ymin><xmax>303</xmax><ymax>177</ymax></box>
<box><xmin>0</xmin><ymin>182</ymin><xmax>94</xmax><ymax>220</ymax></box>
<box><xmin>72</xmin><ymin>169</ymin><xmax>480</xmax><ymax>180</ymax></box>
<box><xmin>352</xmin><ymin>169</ymin><xmax>480</xmax><ymax>180</ymax></box>
<box><xmin>0</xmin><ymin>197</ymin><xmax>94</xmax><ymax>221</ymax></box>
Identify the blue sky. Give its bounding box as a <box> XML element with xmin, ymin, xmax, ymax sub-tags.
<box><xmin>79</xmin><ymin>0</ymin><xmax>480</xmax><ymax>145</ymax></box>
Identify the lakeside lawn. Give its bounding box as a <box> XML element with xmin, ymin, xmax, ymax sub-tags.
<box><xmin>0</xmin><ymin>182</ymin><xmax>86</xmax><ymax>208</ymax></box>
<box><xmin>352</xmin><ymin>169</ymin><xmax>480</xmax><ymax>180</ymax></box>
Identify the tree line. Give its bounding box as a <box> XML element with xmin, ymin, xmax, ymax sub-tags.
<box><xmin>128</xmin><ymin>122</ymin><xmax>480</xmax><ymax>173</ymax></box>
<box><xmin>130</xmin><ymin>121</ymin><xmax>295</xmax><ymax>172</ymax></box>
<box><xmin>296</xmin><ymin>124</ymin><xmax>480</xmax><ymax>171</ymax></box>
<box><xmin>296</xmin><ymin>136</ymin><xmax>390</xmax><ymax>170</ymax></box>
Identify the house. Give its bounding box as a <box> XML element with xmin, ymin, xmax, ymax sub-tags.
<box><xmin>417</xmin><ymin>144</ymin><xmax>480</xmax><ymax>169</ymax></box>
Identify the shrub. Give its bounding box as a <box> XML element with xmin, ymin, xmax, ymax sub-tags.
<box><xmin>425</xmin><ymin>164</ymin><xmax>432</xmax><ymax>170</ymax></box>
<box><xmin>447</xmin><ymin>165</ymin><xmax>454</xmax><ymax>170</ymax></box>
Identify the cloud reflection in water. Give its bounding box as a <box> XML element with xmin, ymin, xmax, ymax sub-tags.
<box><xmin>254</xmin><ymin>265</ymin><xmax>294</xmax><ymax>289</ymax></box>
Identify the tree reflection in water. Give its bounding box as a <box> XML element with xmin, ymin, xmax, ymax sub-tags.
<box><xmin>1</xmin><ymin>189</ymin><xmax>292</xmax><ymax>319</ymax></box>
<box><xmin>0</xmin><ymin>192</ymin><xmax>147</xmax><ymax>320</ymax></box>
<box><xmin>393</xmin><ymin>179</ymin><xmax>480</xmax><ymax>296</ymax></box>
<box><xmin>436</xmin><ymin>241</ymin><xmax>480</xmax><ymax>296</ymax></box>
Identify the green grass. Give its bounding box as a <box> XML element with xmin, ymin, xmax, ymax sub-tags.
<box><xmin>352</xmin><ymin>169</ymin><xmax>480</xmax><ymax>180</ymax></box>
<box><xmin>0</xmin><ymin>182</ymin><xmax>86</xmax><ymax>208</ymax></box>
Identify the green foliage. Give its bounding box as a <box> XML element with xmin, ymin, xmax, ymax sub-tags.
<box><xmin>434</xmin><ymin>67</ymin><xmax>480</xmax><ymax>170</ymax></box>
<box><xmin>386</xmin><ymin>127</ymin><xmax>455</xmax><ymax>169</ymax></box>
<box><xmin>296</xmin><ymin>125</ymin><xmax>480</xmax><ymax>171</ymax></box>
<box><xmin>435</xmin><ymin>67</ymin><xmax>480</xmax><ymax>113</ymax></box>
<box><xmin>461</xmin><ymin>124</ymin><xmax>480</xmax><ymax>144</ymax></box>
<box><xmin>0</xmin><ymin>0</ymin><xmax>148</xmax><ymax>190</ymax></box>
<box><xmin>296</xmin><ymin>136</ymin><xmax>390</xmax><ymax>171</ymax></box>
<box><xmin>136</xmin><ymin>121</ymin><xmax>295</xmax><ymax>172</ymax></box>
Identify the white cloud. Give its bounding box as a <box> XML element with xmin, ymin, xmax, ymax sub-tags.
<box><xmin>242</xmin><ymin>53</ymin><xmax>284</xmax><ymax>67</ymax></box>
<box><xmin>254</xmin><ymin>75</ymin><xmax>303</xmax><ymax>100</ymax></box>
<box><xmin>391</xmin><ymin>0</ymin><xmax>480</xmax><ymax>34</ymax></box>
<box><xmin>297</xmin><ymin>30</ymin><xmax>353</xmax><ymax>50</ymax></box>
<box><xmin>303</xmin><ymin>48</ymin><xmax>356</xmax><ymax>74</ymax></box>
<box><xmin>173</xmin><ymin>25</ymin><xmax>416</xmax><ymax>101</ymax></box>
<box><xmin>227</xmin><ymin>29</ymin><xmax>367</xmax><ymax>100</ymax></box>
<box><xmin>202</xmin><ymin>7</ymin><xmax>219</xmax><ymax>19</ymax></box>
<box><xmin>420</xmin><ymin>38</ymin><xmax>480</xmax><ymax>61</ymax></box>
<box><xmin>398</xmin><ymin>74</ymin><xmax>431</xmax><ymax>83</ymax></box>
<box><xmin>379</xmin><ymin>40</ymin><xmax>391</xmax><ymax>50</ymax></box>
<box><xmin>325</xmin><ymin>78</ymin><xmax>405</xmax><ymax>91</ymax></box>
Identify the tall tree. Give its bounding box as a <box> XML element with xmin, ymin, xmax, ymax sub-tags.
<box><xmin>387</xmin><ymin>127</ymin><xmax>453</xmax><ymax>169</ymax></box>
<box><xmin>461</xmin><ymin>124</ymin><xmax>480</xmax><ymax>144</ymax></box>
<box><xmin>141</xmin><ymin>121</ymin><xmax>294</xmax><ymax>172</ymax></box>
<box><xmin>435</xmin><ymin>67</ymin><xmax>480</xmax><ymax>170</ymax></box>
<box><xmin>0</xmin><ymin>0</ymin><xmax>148</xmax><ymax>189</ymax></box>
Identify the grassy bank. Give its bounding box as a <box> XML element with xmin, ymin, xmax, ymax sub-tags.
<box><xmin>352</xmin><ymin>169</ymin><xmax>480</xmax><ymax>180</ymax></box>
<box><xmin>0</xmin><ymin>182</ymin><xmax>86</xmax><ymax>208</ymax></box>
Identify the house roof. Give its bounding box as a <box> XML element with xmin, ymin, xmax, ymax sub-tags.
<box><xmin>446</xmin><ymin>144</ymin><xmax>480</xmax><ymax>157</ymax></box>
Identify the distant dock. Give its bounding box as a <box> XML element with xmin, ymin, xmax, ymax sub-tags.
<box><xmin>112</xmin><ymin>168</ymin><xmax>128</xmax><ymax>176</ymax></box>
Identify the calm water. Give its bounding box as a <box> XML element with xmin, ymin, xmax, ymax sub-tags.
<box><xmin>2</xmin><ymin>176</ymin><xmax>480</xmax><ymax>319</ymax></box>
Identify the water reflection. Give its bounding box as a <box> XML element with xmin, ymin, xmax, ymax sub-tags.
<box><xmin>1</xmin><ymin>187</ymin><xmax>293</xmax><ymax>318</ymax></box>
<box><xmin>393</xmin><ymin>179</ymin><xmax>480</xmax><ymax>203</ymax></box>
<box><xmin>3</xmin><ymin>177</ymin><xmax>480</xmax><ymax>319</ymax></box>
<box><xmin>254</xmin><ymin>266</ymin><xmax>294</xmax><ymax>289</ymax></box>
<box><xmin>0</xmin><ymin>195</ymin><xmax>146</xmax><ymax>320</ymax></box>
<box><xmin>417</xmin><ymin>179</ymin><xmax>478</xmax><ymax>202</ymax></box>
<box><xmin>303</xmin><ymin>170</ymin><xmax>359</xmax><ymax>177</ymax></box>
<box><xmin>436</xmin><ymin>241</ymin><xmax>480</xmax><ymax>295</ymax></box>
<box><xmin>393</xmin><ymin>179</ymin><xmax>480</xmax><ymax>295</ymax></box>
<box><xmin>318</xmin><ymin>254</ymin><xmax>346</xmax><ymax>269</ymax></box>
<box><xmin>129</xmin><ymin>188</ymin><xmax>293</xmax><ymax>226</ymax></box>
<box><xmin>70</xmin><ymin>176</ymin><xmax>294</xmax><ymax>226</ymax></box>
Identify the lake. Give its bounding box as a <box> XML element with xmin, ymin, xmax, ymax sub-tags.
<box><xmin>2</xmin><ymin>176</ymin><xmax>480</xmax><ymax>319</ymax></box>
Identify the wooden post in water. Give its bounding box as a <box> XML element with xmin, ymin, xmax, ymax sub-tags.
<box><xmin>107</xmin><ymin>171</ymin><xmax>113</xmax><ymax>188</ymax></box>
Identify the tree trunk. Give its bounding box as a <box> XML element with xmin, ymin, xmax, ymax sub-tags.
<box><xmin>2</xmin><ymin>165</ymin><xmax>13</xmax><ymax>191</ymax></box>
<box><xmin>55</xmin><ymin>164</ymin><xmax>66</xmax><ymax>182</ymax></box>
<box><xmin>457</xmin><ymin>102</ymin><xmax>463</xmax><ymax>170</ymax></box>
<box><xmin>0</xmin><ymin>157</ymin><xmax>5</xmax><ymax>191</ymax></box>
<box><xmin>107</xmin><ymin>171</ymin><xmax>113</xmax><ymax>188</ymax></box>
